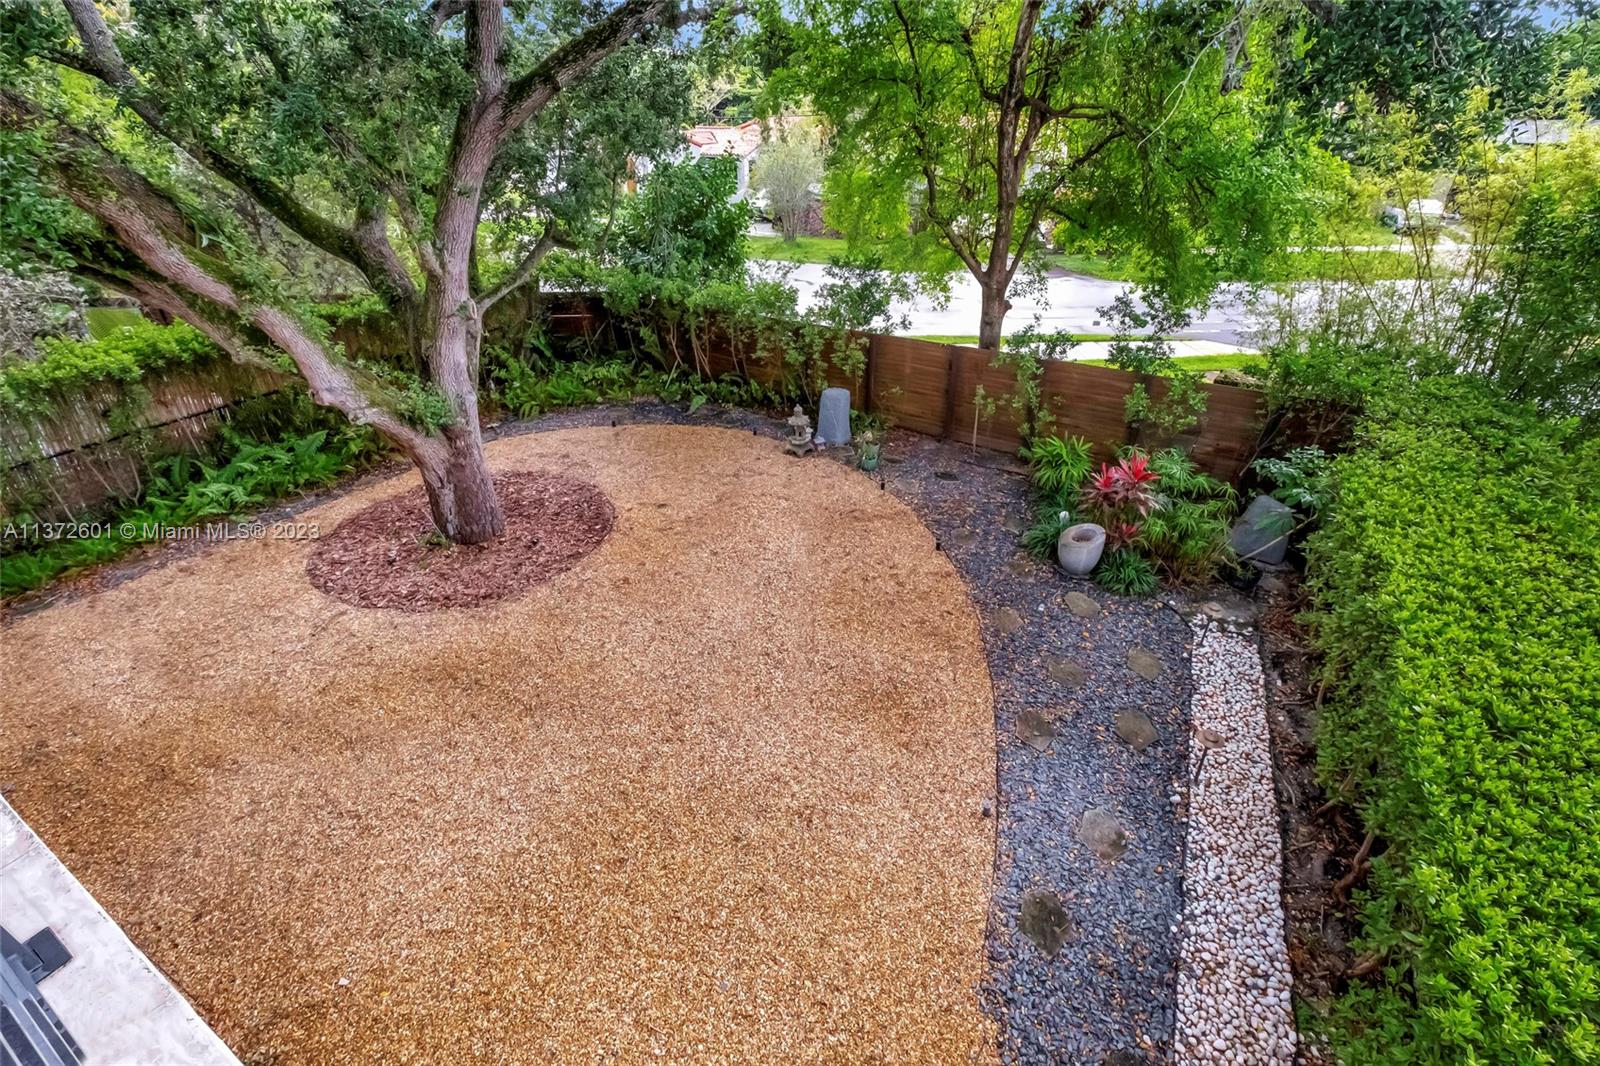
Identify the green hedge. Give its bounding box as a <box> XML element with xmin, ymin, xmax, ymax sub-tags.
<box><xmin>0</xmin><ymin>319</ymin><xmax>223</xmax><ymax>416</ymax></box>
<box><xmin>1306</xmin><ymin>378</ymin><xmax>1600</xmax><ymax>1062</ymax></box>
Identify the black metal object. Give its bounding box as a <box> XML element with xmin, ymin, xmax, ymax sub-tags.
<box><xmin>1</xmin><ymin>926</ymin><xmax>83</xmax><ymax>1066</ymax></box>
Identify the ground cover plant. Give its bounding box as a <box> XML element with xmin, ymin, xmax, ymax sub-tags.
<box><xmin>0</xmin><ymin>319</ymin><xmax>224</xmax><ymax>417</ymax></box>
<box><xmin>1304</xmin><ymin>378</ymin><xmax>1600</xmax><ymax>1063</ymax></box>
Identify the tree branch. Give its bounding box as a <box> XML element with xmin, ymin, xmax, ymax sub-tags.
<box><xmin>8</xmin><ymin>92</ymin><xmax>426</xmax><ymax>449</ymax></box>
<box><xmin>55</xmin><ymin>0</ymin><xmax>416</xmax><ymax>304</ymax></box>
<box><xmin>497</xmin><ymin>0</ymin><xmax>676</xmax><ymax>142</ymax></box>
<box><xmin>478</xmin><ymin>230</ymin><xmax>563</xmax><ymax>311</ymax></box>
<box><xmin>429</xmin><ymin>0</ymin><xmax>470</xmax><ymax>33</ymax></box>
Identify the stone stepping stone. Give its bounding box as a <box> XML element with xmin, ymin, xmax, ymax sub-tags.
<box><xmin>1000</xmin><ymin>513</ymin><xmax>1027</xmax><ymax>535</ymax></box>
<box><xmin>1042</xmin><ymin>655</ymin><xmax>1086</xmax><ymax>689</ymax></box>
<box><xmin>934</xmin><ymin>469</ymin><xmax>960</xmax><ymax>481</ymax></box>
<box><xmin>1015</xmin><ymin>709</ymin><xmax>1056</xmax><ymax>752</ymax></box>
<box><xmin>991</xmin><ymin>607</ymin><xmax>1024</xmax><ymax>634</ymax></box>
<box><xmin>1115</xmin><ymin>708</ymin><xmax>1158</xmax><ymax>751</ymax></box>
<box><xmin>1065</xmin><ymin>591</ymin><xmax>1101</xmax><ymax>618</ymax></box>
<box><xmin>1078</xmin><ymin>806</ymin><xmax>1129</xmax><ymax>860</ymax></box>
<box><xmin>1127</xmin><ymin>646</ymin><xmax>1164</xmax><ymax>680</ymax></box>
<box><xmin>1018</xmin><ymin>888</ymin><xmax>1074</xmax><ymax>957</ymax></box>
<box><xmin>947</xmin><ymin>528</ymin><xmax>978</xmax><ymax>548</ymax></box>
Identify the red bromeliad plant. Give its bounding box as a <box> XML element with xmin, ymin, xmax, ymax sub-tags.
<box><xmin>1104</xmin><ymin>521</ymin><xmax>1144</xmax><ymax>552</ymax></box>
<box><xmin>1082</xmin><ymin>456</ymin><xmax>1163</xmax><ymax>542</ymax></box>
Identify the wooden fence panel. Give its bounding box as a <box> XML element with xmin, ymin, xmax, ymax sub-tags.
<box><xmin>860</xmin><ymin>335</ymin><xmax>949</xmax><ymax>437</ymax></box>
<box><xmin>1040</xmin><ymin>362</ymin><xmax>1140</xmax><ymax>463</ymax></box>
<box><xmin>948</xmin><ymin>346</ymin><xmax>1027</xmax><ymax>452</ymax></box>
<box><xmin>2</xmin><ymin>363</ymin><xmax>285</xmax><ymax>520</ymax></box>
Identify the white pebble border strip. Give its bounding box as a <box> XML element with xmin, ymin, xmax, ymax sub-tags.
<box><xmin>1174</xmin><ymin>616</ymin><xmax>1297</xmax><ymax>1064</ymax></box>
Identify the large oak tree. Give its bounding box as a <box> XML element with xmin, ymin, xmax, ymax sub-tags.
<box><xmin>0</xmin><ymin>0</ymin><xmax>715</xmax><ymax>543</ymax></box>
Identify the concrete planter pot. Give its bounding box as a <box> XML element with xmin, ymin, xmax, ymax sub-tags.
<box><xmin>1057</xmin><ymin>521</ymin><xmax>1106</xmax><ymax>575</ymax></box>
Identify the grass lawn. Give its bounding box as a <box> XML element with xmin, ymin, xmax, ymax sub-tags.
<box><xmin>1082</xmin><ymin>352</ymin><xmax>1267</xmax><ymax>375</ymax></box>
<box><xmin>1257</xmin><ymin>248</ymin><xmax>1425</xmax><ymax>283</ymax></box>
<box><xmin>746</xmin><ymin>234</ymin><xmax>851</xmax><ymax>264</ymax></box>
<box><xmin>1053</xmin><ymin>247</ymin><xmax>1427</xmax><ymax>283</ymax></box>
<box><xmin>1047</xmin><ymin>252</ymin><xmax>1143</xmax><ymax>280</ymax></box>
<box><xmin>907</xmin><ymin>333</ymin><xmax>1132</xmax><ymax>345</ymax></box>
<box><xmin>746</xmin><ymin>234</ymin><xmax>963</xmax><ymax>271</ymax></box>
<box><xmin>753</xmin><ymin>234</ymin><xmax>1428</xmax><ymax>284</ymax></box>
<box><xmin>85</xmin><ymin>306</ymin><xmax>144</xmax><ymax>338</ymax></box>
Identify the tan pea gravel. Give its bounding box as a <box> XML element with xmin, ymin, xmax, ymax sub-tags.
<box><xmin>0</xmin><ymin>424</ymin><xmax>999</xmax><ymax>1065</ymax></box>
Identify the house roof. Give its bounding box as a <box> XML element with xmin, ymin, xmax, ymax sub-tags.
<box><xmin>685</xmin><ymin>120</ymin><xmax>764</xmax><ymax>158</ymax></box>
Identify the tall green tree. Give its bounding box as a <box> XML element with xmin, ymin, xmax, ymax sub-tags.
<box><xmin>790</xmin><ymin>0</ymin><xmax>1310</xmax><ymax>349</ymax></box>
<box><xmin>752</xmin><ymin>132</ymin><xmax>823</xmax><ymax>241</ymax></box>
<box><xmin>1295</xmin><ymin>0</ymin><xmax>1564</xmax><ymax>161</ymax></box>
<box><xmin>0</xmin><ymin>0</ymin><xmax>718</xmax><ymax>543</ymax></box>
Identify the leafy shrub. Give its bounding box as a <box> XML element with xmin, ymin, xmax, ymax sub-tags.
<box><xmin>1306</xmin><ymin>377</ymin><xmax>1600</xmax><ymax>1063</ymax></box>
<box><xmin>1093</xmin><ymin>548</ymin><xmax>1157</xmax><ymax>596</ymax></box>
<box><xmin>1</xmin><ymin>319</ymin><xmax>222</xmax><ymax>416</ymax></box>
<box><xmin>614</xmin><ymin>156</ymin><xmax>752</xmax><ymax>282</ymax></box>
<box><xmin>488</xmin><ymin>354</ymin><xmax>782</xmax><ymax>420</ymax></box>
<box><xmin>1139</xmin><ymin>448</ymin><xmax>1237</xmax><ymax>584</ymax></box>
<box><xmin>1021</xmin><ymin>508</ymin><xmax>1072</xmax><ymax>562</ymax></box>
<box><xmin>1019</xmin><ymin>434</ymin><xmax>1093</xmax><ymax>505</ymax></box>
<box><xmin>1081</xmin><ymin>453</ymin><xmax>1161</xmax><ymax>519</ymax></box>
<box><xmin>1252</xmin><ymin>445</ymin><xmax>1334</xmax><ymax>518</ymax></box>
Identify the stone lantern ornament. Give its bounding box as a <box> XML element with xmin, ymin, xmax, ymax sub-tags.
<box><xmin>785</xmin><ymin>406</ymin><xmax>815</xmax><ymax>456</ymax></box>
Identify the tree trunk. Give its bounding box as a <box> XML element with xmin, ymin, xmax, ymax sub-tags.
<box><xmin>416</xmin><ymin>287</ymin><xmax>505</xmax><ymax>543</ymax></box>
<box><xmin>414</xmin><ymin>426</ymin><xmax>504</xmax><ymax>544</ymax></box>
<box><xmin>978</xmin><ymin>281</ymin><xmax>1011</xmax><ymax>350</ymax></box>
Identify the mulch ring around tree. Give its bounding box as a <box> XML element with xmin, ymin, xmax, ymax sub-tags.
<box><xmin>305</xmin><ymin>470</ymin><xmax>614</xmax><ymax>610</ymax></box>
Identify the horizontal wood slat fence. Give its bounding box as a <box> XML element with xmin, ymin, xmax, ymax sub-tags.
<box><xmin>5</xmin><ymin>297</ymin><xmax>1266</xmax><ymax>521</ymax></box>
<box><xmin>557</xmin><ymin>299</ymin><xmax>1267</xmax><ymax>483</ymax></box>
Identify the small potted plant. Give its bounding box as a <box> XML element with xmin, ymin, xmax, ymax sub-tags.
<box><xmin>857</xmin><ymin>428</ymin><xmax>882</xmax><ymax>470</ymax></box>
<box><xmin>854</xmin><ymin>413</ymin><xmax>887</xmax><ymax>471</ymax></box>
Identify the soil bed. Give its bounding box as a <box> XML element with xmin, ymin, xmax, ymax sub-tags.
<box><xmin>305</xmin><ymin>470</ymin><xmax>613</xmax><ymax>610</ymax></box>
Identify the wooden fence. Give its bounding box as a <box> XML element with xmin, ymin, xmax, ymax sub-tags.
<box><xmin>2</xmin><ymin>363</ymin><xmax>286</xmax><ymax>521</ymax></box>
<box><xmin>5</xmin><ymin>300</ymin><xmax>1266</xmax><ymax>521</ymax></box>
<box><xmin>568</xmin><ymin>304</ymin><xmax>1266</xmax><ymax>482</ymax></box>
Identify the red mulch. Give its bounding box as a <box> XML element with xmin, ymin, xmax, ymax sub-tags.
<box><xmin>305</xmin><ymin>471</ymin><xmax>614</xmax><ymax>610</ymax></box>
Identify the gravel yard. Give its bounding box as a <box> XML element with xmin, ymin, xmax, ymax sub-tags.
<box><xmin>1175</xmin><ymin>614</ymin><xmax>1296</xmax><ymax>1064</ymax></box>
<box><xmin>873</xmin><ymin>434</ymin><xmax>1192</xmax><ymax>1064</ymax></box>
<box><xmin>2</xmin><ymin>401</ymin><xmax>1261</xmax><ymax>1065</ymax></box>
<box><xmin>525</xmin><ymin>406</ymin><xmax>1198</xmax><ymax>1062</ymax></box>
<box><xmin>1</xmin><ymin>421</ymin><xmax>998</xmax><ymax>1064</ymax></box>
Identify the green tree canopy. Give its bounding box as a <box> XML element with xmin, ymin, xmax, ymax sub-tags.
<box><xmin>0</xmin><ymin>0</ymin><xmax>721</xmax><ymax>542</ymax></box>
<box><xmin>1294</xmin><ymin>0</ymin><xmax>1570</xmax><ymax>161</ymax></box>
<box><xmin>784</xmin><ymin>0</ymin><xmax>1316</xmax><ymax>348</ymax></box>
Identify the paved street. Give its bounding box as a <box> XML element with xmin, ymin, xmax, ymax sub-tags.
<box><xmin>773</xmin><ymin>261</ymin><xmax>1276</xmax><ymax>351</ymax></box>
